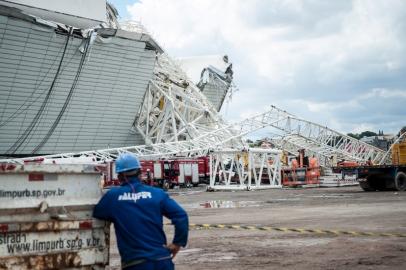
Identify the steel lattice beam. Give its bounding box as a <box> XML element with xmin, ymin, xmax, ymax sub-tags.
<box><xmin>1</xmin><ymin>105</ymin><xmax>387</xmax><ymax>166</ymax></box>
<box><xmin>135</xmin><ymin>53</ymin><xmax>234</xmax><ymax>144</ymax></box>
<box><xmin>268</xmin><ymin>116</ymin><xmax>388</xmax><ymax>164</ymax></box>
<box><xmin>208</xmin><ymin>148</ymin><xmax>282</xmax><ymax>191</ymax></box>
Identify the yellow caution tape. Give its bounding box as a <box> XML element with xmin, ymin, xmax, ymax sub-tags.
<box><xmin>165</xmin><ymin>223</ymin><xmax>406</xmax><ymax>238</ymax></box>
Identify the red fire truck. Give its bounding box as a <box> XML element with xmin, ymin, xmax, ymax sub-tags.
<box><xmin>103</xmin><ymin>157</ymin><xmax>210</xmax><ymax>189</ymax></box>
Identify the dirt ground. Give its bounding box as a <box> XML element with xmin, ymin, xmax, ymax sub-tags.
<box><xmin>108</xmin><ymin>186</ymin><xmax>406</xmax><ymax>270</ymax></box>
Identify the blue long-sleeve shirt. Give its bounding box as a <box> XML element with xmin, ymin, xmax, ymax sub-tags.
<box><xmin>93</xmin><ymin>177</ymin><xmax>189</xmax><ymax>264</ymax></box>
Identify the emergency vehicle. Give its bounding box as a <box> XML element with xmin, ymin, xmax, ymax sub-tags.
<box><xmin>103</xmin><ymin>157</ymin><xmax>210</xmax><ymax>189</ymax></box>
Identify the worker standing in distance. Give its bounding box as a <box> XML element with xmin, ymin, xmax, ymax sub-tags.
<box><xmin>93</xmin><ymin>153</ymin><xmax>189</xmax><ymax>270</ymax></box>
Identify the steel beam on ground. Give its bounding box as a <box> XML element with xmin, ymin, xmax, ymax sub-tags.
<box><xmin>1</xmin><ymin>106</ymin><xmax>387</xmax><ymax>168</ymax></box>
<box><xmin>208</xmin><ymin>148</ymin><xmax>282</xmax><ymax>191</ymax></box>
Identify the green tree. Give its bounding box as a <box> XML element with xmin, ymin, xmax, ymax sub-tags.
<box><xmin>347</xmin><ymin>133</ymin><xmax>360</xmax><ymax>139</ymax></box>
<box><xmin>347</xmin><ymin>131</ymin><xmax>377</xmax><ymax>139</ymax></box>
<box><xmin>359</xmin><ymin>131</ymin><xmax>377</xmax><ymax>138</ymax></box>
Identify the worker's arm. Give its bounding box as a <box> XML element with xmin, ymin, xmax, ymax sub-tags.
<box><xmin>93</xmin><ymin>190</ymin><xmax>114</xmax><ymax>221</ymax></box>
<box><xmin>161</xmin><ymin>193</ymin><xmax>189</xmax><ymax>248</ymax></box>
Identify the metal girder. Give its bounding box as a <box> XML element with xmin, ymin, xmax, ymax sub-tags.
<box><xmin>117</xmin><ymin>22</ymin><xmax>387</xmax><ymax>165</ymax></box>
<box><xmin>201</xmin><ymin>105</ymin><xmax>387</xmax><ymax>166</ymax></box>
<box><xmin>135</xmin><ymin>53</ymin><xmax>232</xmax><ymax>144</ymax></box>
<box><xmin>0</xmin><ymin>105</ymin><xmax>387</xmax><ymax>167</ymax></box>
<box><xmin>208</xmin><ymin>148</ymin><xmax>282</xmax><ymax>191</ymax></box>
<box><xmin>120</xmin><ymin>23</ymin><xmax>230</xmax><ymax>144</ymax></box>
<box><xmin>0</xmin><ymin>106</ymin><xmax>288</xmax><ymax>163</ymax></box>
<box><xmin>271</xmin><ymin>136</ymin><xmax>338</xmax><ymax>167</ymax></box>
<box><xmin>266</xmin><ymin>115</ymin><xmax>388</xmax><ymax>164</ymax></box>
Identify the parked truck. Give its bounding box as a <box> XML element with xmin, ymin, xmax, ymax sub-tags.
<box><xmin>0</xmin><ymin>161</ymin><xmax>110</xmax><ymax>269</ymax></box>
<box><xmin>334</xmin><ymin>137</ymin><xmax>406</xmax><ymax>191</ymax></box>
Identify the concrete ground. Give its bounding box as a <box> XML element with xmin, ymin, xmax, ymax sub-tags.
<box><xmin>108</xmin><ymin>186</ymin><xmax>406</xmax><ymax>270</ymax></box>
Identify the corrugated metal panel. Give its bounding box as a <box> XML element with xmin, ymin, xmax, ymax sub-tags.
<box><xmin>0</xmin><ymin>14</ymin><xmax>155</xmax><ymax>155</ymax></box>
<box><xmin>200</xmin><ymin>78</ymin><xmax>229</xmax><ymax>111</ymax></box>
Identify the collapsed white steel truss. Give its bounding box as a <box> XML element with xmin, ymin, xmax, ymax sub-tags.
<box><xmin>1</xmin><ymin>105</ymin><xmax>387</xmax><ymax>167</ymax></box>
<box><xmin>134</xmin><ymin>53</ymin><xmax>233</xmax><ymax>144</ymax></box>
<box><xmin>208</xmin><ymin>148</ymin><xmax>282</xmax><ymax>191</ymax></box>
<box><xmin>0</xmin><ymin>18</ymin><xmax>387</xmax><ymax>167</ymax></box>
<box><xmin>268</xmin><ymin>115</ymin><xmax>388</xmax><ymax>165</ymax></box>
<box><xmin>271</xmin><ymin>136</ymin><xmax>335</xmax><ymax>167</ymax></box>
<box><xmin>0</xmin><ymin>18</ymin><xmax>388</xmax><ymax>190</ymax></box>
<box><xmin>117</xmin><ymin>21</ymin><xmax>388</xmax><ymax>166</ymax></box>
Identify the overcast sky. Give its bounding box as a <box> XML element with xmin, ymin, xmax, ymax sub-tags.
<box><xmin>111</xmin><ymin>0</ymin><xmax>406</xmax><ymax>135</ymax></box>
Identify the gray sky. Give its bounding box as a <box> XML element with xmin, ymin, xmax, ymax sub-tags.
<box><xmin>115</xmin><ymin>0</ymin><xmax>406</xmax><ymax>135</ymax></box>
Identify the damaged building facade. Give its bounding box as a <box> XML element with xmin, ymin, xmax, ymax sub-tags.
<box><xmin>0</xmin><ymin>1</ymin><xmax>234</xmax><ymax>156</ymax></box>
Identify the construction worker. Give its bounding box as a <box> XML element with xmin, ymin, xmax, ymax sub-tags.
<box><xmin>146</xmin><ymin>168</ymin><xmax>153</xmax><ymax>186</ymax></box>
<box><xmin>309</xmin><ymin>155</ymin><xmax>318</xmax><ymax>168</ymax></box>
<box><xmin>291</xmin><ymin>158</ymin><xmax>299</xmax><ymax>170</ymax></box>
<box><xmin>93</xmin><ymin>153</ymin><xmax>189</xmax><ymax>270</ymax></box>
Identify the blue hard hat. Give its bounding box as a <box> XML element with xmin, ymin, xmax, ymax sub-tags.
<box><xmin>115</xmin><ymin>153</ymin><xmax>141</xmax><ymax>173</ymax></box>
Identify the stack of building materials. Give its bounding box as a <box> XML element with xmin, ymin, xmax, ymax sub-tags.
<box><xmin>319</xmin><ymin>168</ymin><xmax>358</xmax><ymax>187</ymax></box>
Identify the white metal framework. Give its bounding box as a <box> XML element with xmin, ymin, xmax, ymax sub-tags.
<box><xmin>208</xmin><ymin>148</ymin><xmax>282</xmax><ymax>191</ymax></box>
<box><xmin>1</xmin><ymin>105</ymin><xmax>387</xmax><ymax>167</ymax></box>
<box><xmin>267</xmin><ymin>115</ymin><xmax>388</xmax><ymax>165</ymax></box>
<box><xmin>271</xmin><ymin>136</ymin><xmax>336</xmax><ymax>167</ymax></box>
<box><xmin>121</xmin><ymin>21</ymin><xmax>234</xmax><ymax>145</ymax></box>
<box><xmin>119</xmin><ymin>20</ymin><xmax>388</xmax><ymax>167</ymax></box>
<box><xmin>14</xmin><ymin>106</ymin><xmax>291</xmax><ymax>162</ymax></box>
<box><xmin>134</xmin><ymin>53</ymin><xmax>233</xmax><ymax>144</ymax></box>
<box><xmin>0</xmin><ymin>16</ymin><xmax>388</xmax><ymax>186</ymax></box>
